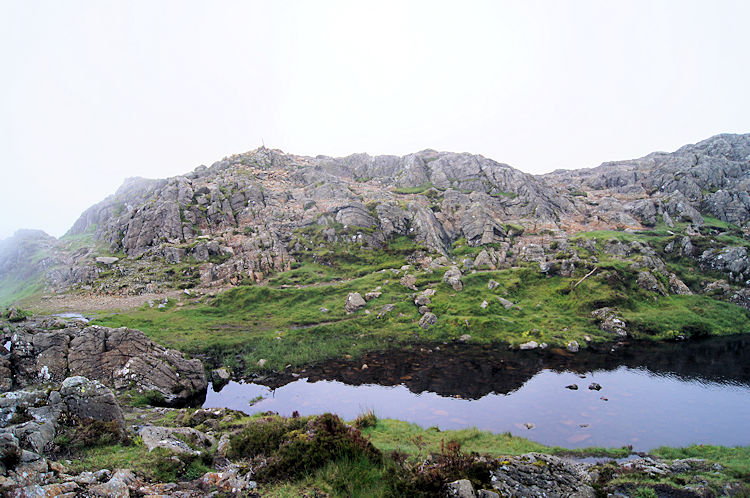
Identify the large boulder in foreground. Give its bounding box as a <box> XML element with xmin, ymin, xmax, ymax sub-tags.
<box><xmin>9</xmin><ymin>323</ymin><xmax>207</xmax><ymax>406</ymax></box>
<box><xmin>60</xmin><ymin>376</ymin><xmax>125</xmax><ymax>433</ymax></box>
<box><xmin>69</xmin><ymin>326</ymin><xmax>207</xmax><ymax>406</ymax></box>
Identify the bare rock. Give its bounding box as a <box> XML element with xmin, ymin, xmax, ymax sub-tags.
<box><xmin>345</xmin><ymin>292</ymin><xmax>366</xmax><ymax>313</ymax></box>
<box><xmin>566</xmin><ymin>341</ymin><xmax>580</xmax><ymax>353</ymax></box>
<box><xmin>400</xmin><ymin>274</ymin><xmax>418</xmax><ymax>290</ymax></box>
<box><xmin>9</xmin><ymin>325</ymin><xmax>210</xmax><ymax>406</ymax></box>
<box><xmin>490</xmin><ymin>453</ymin><xmax>595</xmax><ymax>498</ymax></box>
<box><xmin>88</xmin><ymin>469</ymin><xmax>137</xmax><ymax>498</ymax></box>
<box><xmin>487</xmin><ymin>279</ymin><xmax>500</xmax><ymax>290</ymax></box>
<box><xmin>0</xmin><ymin>357</ymin><xmax>11</xmax><ymax>393</ymax></box>
<box><xmin>377</xmin><ymin>304</ymin><xmax>395</xmax><ymax>318</ymax></box>
<box><xmin>138</xmin><ymin>425</ymin><xmax>215</xmax><ymax>455</ymax></box>
<box><xmin>94</xmin><ymin>256</ymin><xmax>119</xmax><ymax>265</ymax></box>
<box><xmin>636</xmin><ymin>271</ymin><xmax>667</xmax><ymax>295</ymax></box>
<box><xmin>443</xmin><ymin>266</ymin><xmax>464</xmax><ymax>291</ymax></box>
<box><xmin>699</xmin><ymin>246</ymin><xmax>749</xmax><ymax>283</ymax></box>
<box><xmin>0</xmin><ymin>433</ymin><xmax>21</xmax><ymax>468</ymax></box>
<box><xmin>519</xmin><ymin>341</ymin><xmax>538</xmax><ymax>350</ymax></box>
<box><xmin>591</xmin><ymin>307</ymin><xmax>628</xmax><ymax>337</ymax></box>
<box><xmin>60</xmin><ymin>376</ymin><xmax>125</xmax><ymax>433</ymax></box>
<box><xmin>364</xmin><ymin>291</ymin><xmax>382</xmax><ymax>301</ymax></box>
<box><xmin>444</xmin><ymin>478</ymin><xmax>476</xmax><ymax>497</ymax></box>
<box><xmin>496</xmin><ymin>297</ymin><xmax>516</xmax><ymax>310</ymax></box>
<box><xmin>668</xmin><ymin>273</ymin><xmax>692</xmax><ymax>295</ymax></box>
<box><xmin>419</xmin><ymin>313</ymin><xmax>438</xmax><ymax>330</ymax></box>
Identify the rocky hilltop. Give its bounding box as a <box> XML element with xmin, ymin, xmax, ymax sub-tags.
<box><xmin>2</xmin><ymin>133</ymin><xmax>748</xmax><ymax>304</ymax></box>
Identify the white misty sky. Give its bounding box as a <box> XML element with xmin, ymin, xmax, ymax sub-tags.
<box><xmin>1</xmin><ymin>0</ymin><xmax>749</xmax><ymax>240</ymax></box>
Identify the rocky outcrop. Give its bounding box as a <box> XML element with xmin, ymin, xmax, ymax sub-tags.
<box><xmin>3</xmin><ymin>134</ymin><xmax>750</xmax><ymax>302</ymax></box>
<box><xmin>137</xmin><ymin>425</ymin><xmax>215</xmax><ymax>456</ymax></box>
<box><xmin>60</xmin><ymin>376</ymin><xmax>125</xmax><ymax>432</ymax></box>
<box><xmin>7</xmin><ymin>322</ymin><xmax>207</xmax><ymax>405</ymax></box>
<box><xmin>547</xmin><ymin>133</ymin><xmax>750</xmax><ymax>228</ymax></box>
<box><xmin>699</xmin><ymin>246</ymin><xmax>749</xmax><ymax>283</ymax></box>
<box><xmin>590</xmin><ymin>308</ymin><xmax>628</xmax><ymax>337</ymax></box>
<box><xmin>0</xmin><ymin>377</ymin><xmax>123</xmax><ymax>486</ymax></box>
<box><xmin>489</xmin><ymin>453</ymin><xmax>595</xmax><ymax>497</ymax></box>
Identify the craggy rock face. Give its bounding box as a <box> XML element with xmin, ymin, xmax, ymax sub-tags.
<box><xmin>7</xmin><ymin>322</ymin><xmax>207</xmax><ymax>405</ymax></box>
<box><xmin>1</xmin><ymin>133</ymin><xmax>749</xmax><ymax>298</ymax></box>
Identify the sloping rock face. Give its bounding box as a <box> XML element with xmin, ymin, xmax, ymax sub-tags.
<box><xmin>6</xmin><ymin>321</ymin><xmax>206</xmax><ymax>405</ymax></box>
<box><xmin>546</xmin><ymin>133</ymin><xmax>750</xmax><ymax>228</ymax></box>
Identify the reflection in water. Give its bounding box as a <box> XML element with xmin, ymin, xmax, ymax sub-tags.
<box><xmin>204</xmin><ymin>335</ymin><xmax>750</xmax><ymax>451</ymax></box>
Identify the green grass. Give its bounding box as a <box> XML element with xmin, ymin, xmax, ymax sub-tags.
<box><xmin>67</xmin><ymin>443</ymin><xmax>213</xmax><ymax>483</ymax></box>
<box><xmin>652</xmin><ymin>445</ymin><xmax>750</xmax><ymax>480</ymax></box>
<box><xmin>0</xmin><ymin>275</ymin><xmax>45</xmax><ymax>307</ymax></box>
<box><xmin>393</xmin><ymin>183</ymin><xmax>434</xmax><ymax>195</ymax></box>
<box><xmin>363</xmin><ymin>419</ymin><xmax>548</xmax><ymax>457</ymax></box>
<box><xmin>622</xmin><ymin>295</ymin><xmax>750</xmax><ymax>340</ymax></box>
<box><xmin>89</xmin><ymin>224</ymin><xmax>750</xmax><ymax>374</ymax></box>
<box><xmin>93</xmin><ymin>242</ymin><xmax>750</xmax><ymax>373</ymax></box>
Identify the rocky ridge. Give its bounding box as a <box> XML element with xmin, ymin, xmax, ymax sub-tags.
<box><xmin>2</xmin><ymin>133</ymin><xmax>747</xmax><ymax>304</ymax></box>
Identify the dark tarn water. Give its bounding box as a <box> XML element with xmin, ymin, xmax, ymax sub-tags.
<box><xmin>204</xmin><ymin>335</ymin><xmax>750</xmax><ymax>451</ymax></box>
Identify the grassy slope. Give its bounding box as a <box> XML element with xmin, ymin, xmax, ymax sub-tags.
<box><xmin>92</xmin><ymin>226</ymin><xmax>750</xmax><ymax>374</ymax></box>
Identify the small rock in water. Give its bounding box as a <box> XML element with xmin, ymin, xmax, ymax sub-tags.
<box><xmin>588</xmin><ymin>383</ymin><xmax>602</xmax><ymax>391</ymax></box>
<box><xmin>565</xmin><ymin>384</ymin><xmax>579</xmax><ymax>390</ymax></box>
<box><xmin>579</xmin><ymin>424</ymin><xmax>590</xmax><ymax>428</ymax></box>
<box><xmin>600</xmin><ymin>396</ymin><xmax>608</xmax><ymax>401</ymax></box>
<box><xmin>524</xmin><ymin>422</ymin><xmax>535</xmax><ymax>430</ymax></box>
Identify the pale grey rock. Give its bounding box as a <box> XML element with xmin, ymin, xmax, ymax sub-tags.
<box><xmin>487</xmin><ymin>279</ymin><xmax>500</xmax><ymax>290</ymax></box>
<box><xmin>414</xmin><ymin>294</ymin><xmax>432</xmax><ymax>307</ymax></box>
<box><xmin>496</xmin><ymin>297</ymin><xmax>516</xmax><ymax>310</ymax></box>
<box><xmin>567</xmin><ymin>341</ymin><xmax>580</xmax><ymax>353</ymax></box>
<box><xmin>490</xmin><ymin>453</ymin><xmax>596</xmax><ymax>498</ymax></box>
<box><xmin>590</xmin><ymin>308</ymin><xmax>628</xmax><ymax>337</ymax></box>
<box><xmin>668</xmin><ymin>273</ymin><xmax>692</xmax><ymax>295</ymax></box>
<box><xmin>60</xmin><ymin>376</ymin><xmax>125</xmax><ymax>432</ymax></box>
<box><xmin>443</xmin><ymin>266</ymin><xmax>463</xmax><ymax>291</ymax></box>
<box><xmin>519</xmin><ymin>341</ymin><xmax>538</xmax><ymax>350</ymax></box>
<box><xmin>636</xmin><ymin>271</ymin><xmax>667</xmax><ymax>295</ymax></box>
<box><xmin>88</xmin><ymin>469</ymin><xmax>136</xmax><ymax>498</ymax></box>
<box><xmin>94</xmin><ymin>256</ymin><xmax>119</xmax><ymax>265</ymax></box>
<box><xmin>345</xmin><ymin>293</ymin><xmax>366</xmax><ymax>313</ymax></box>
<box><xmin>443</xmin><ymin>478</ymin><xmax>476</xmax><ymax>497</ymax></box>
<box><xmin>138</xmin><ymin>425</ymin><xmax>214</xmax><ymax>455</ymax></box>
<box><xmin>377</xmin><ymin>304</ymin><xmax>395</xmax><ymax>318</ymax></box>
<box><xmin>419</xmin><ymin>313</ymin><xmax>437</xmax><ymax>330</ymax></box>
<box><xmin>400</xmin><ymin>274</ymin><xmax>417</xmax><ymax>290</ymax></box>
<box><xmin>699</xmin><ymin>246</ymin><xmax>749</xmax><ymax>282</ymax></box>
